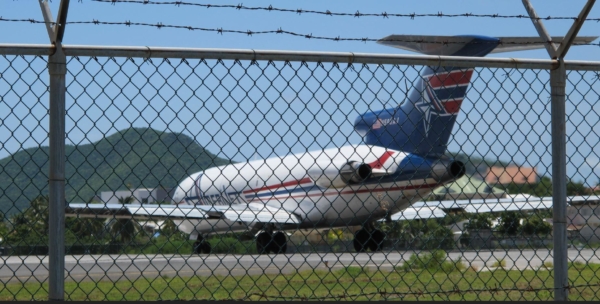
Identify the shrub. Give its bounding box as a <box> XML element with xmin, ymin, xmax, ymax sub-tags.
<box><xmin>541</xmin><ymin>261</ymin><xmax>553</xmax><ymax>269</ymax></box>
<box><xmin>209</xmin><ymin>236</ymin><xmax>257</xmax><ymax>254</ymax></box>
<box><xmin>491</xmin><ymin>258</ymin><xmax>507</xmax><ymax>268</ymax></box>
<box><xmin>570</xmin><ymin>260</ymin><xmax>586</xmax><ymax>270</ymax></box>
<box><xmin>400</xmin><ymin>250</ymin><xmax>464</xmax><ymax>273</ymax></box>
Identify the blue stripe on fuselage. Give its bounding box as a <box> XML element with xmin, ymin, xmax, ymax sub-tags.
<box><xmin>245</xmin><ymin>185</ymin><xmax>320</xmax><ymax>198</ymax></box>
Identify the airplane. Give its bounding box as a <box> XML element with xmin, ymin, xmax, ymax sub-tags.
<box><xmin>66</xmin><ymin>34</ymin><xmax>598</xmax><ymax>254</ymax></box>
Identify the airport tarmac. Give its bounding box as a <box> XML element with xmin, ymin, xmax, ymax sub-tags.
<box><xmin>0</xmin><ymin>248</ymin><xmax>598</xmax><ymax>283</ymax></box>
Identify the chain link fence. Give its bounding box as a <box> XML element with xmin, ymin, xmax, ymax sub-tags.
<box><xmin>1</xmin><ymin>46</ymin><xmax>600</xmax><ymax>300</ymax></box>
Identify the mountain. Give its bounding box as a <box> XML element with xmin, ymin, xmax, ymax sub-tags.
<box><xmin>0</xmin><ymin>127</ymin><xmax>230</xmax><ymax>217</ymax></box>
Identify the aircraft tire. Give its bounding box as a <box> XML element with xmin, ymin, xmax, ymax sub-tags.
<box><xmin>193</xmin><ymin>241</ymin><xmax>201</xmax><ymax>254</ymax></box>
<box><xmin>200</xmin><ymin>241</ymin><xmax>211</xmax><ymax>254</ymax></box>
<box><xmin>368</xmin><ymin>229</ymin><xmax>385</xmax><ymax>252</ymax></box>
<box><xmin>256</xmin><ymin>232</ymin><xmax>272</xmax><ymax>254</ymax></box>
<box><xmin>353</xmin><ymin>229</ymin><xmax>369</xmax><ymax>252</ymax></box>
<box><xmin>194</xmin><ymin>236</ymin><xmax>211</xmax><ymax>254</ymax></box>
<box><xmin>270</xmin><ymin>232</ymin><xmax>288</xmax><ymax>254</ymax></box>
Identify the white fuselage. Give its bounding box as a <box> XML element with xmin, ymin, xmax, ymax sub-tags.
<box><xmin>171</xmin><ymin>144</ymin><xmax>447</xmax><ymax>235</ymax></box>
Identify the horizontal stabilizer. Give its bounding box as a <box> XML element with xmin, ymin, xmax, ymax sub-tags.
<box><xmin>377</xmin><ymin>35</ymin><xmax>598</xmax><ymax>55</ymax></box>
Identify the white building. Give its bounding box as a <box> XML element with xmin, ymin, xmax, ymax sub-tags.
<box><xmin>566</xmin><ymin>195</ymin><xmax>600</xmax><ymax>243</ymax></box>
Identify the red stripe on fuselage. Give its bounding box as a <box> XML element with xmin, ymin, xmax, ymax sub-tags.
<box><xmin>248</xmin><ymin>181</ymin><xmax>441</xmax><ymax>202</ymax></box>
<box><xmin>428</xmin><ymin>70</ymin><xmax>473</xmax><ymax>88</ymax></box>
<box><xmin>243</xmin><ymin>177</ymin><xmax>313</xmax><ymax>194</ymax></box>
<box><xmin>368</xmin><ymin>151</ymin><xmax>395</xmax><ymax>169</ymax></box>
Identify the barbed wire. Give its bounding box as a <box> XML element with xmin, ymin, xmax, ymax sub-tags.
<box><xmin>244</xmin><ymin>282</ymin><xmax>600</xmax><ymax>301</ymax></box>
<box><xmin>2</xmin><ymin>17</ymin><xmax>600</xmax><ymax>47</ymax></box>
<box><xmin>90</xmin><ymin>0</ymin><xmax>600</xmax><ymax>22</ymax></box>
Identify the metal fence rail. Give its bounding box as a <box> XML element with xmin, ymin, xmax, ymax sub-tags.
<box><xmin>1</xmin><ymin>44</ymin><xmax>600</xmax><ymax>301</ymax></box>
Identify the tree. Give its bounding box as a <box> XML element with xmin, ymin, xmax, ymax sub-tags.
<box><xmin>5</xmin><ymin>196</ymin><xmax>50</xmax><ymax>245</ymax></box>
<box><xmin>27</xmin><ymin>195</ymin><xmax>50</xmax><ymax>235</ymax></box>
<box><xmin>7</xmin><ymin>196</ymin><xmax>49</xmax><ymax>245</ymax></box>
<box><xmin>465</xmin><ymin>213</ymin><xmax>492</xmax><ymax>231</ymax></box>
<box><xmin>159</xmin><ymin>218</ymin><xmax>187</xmax><ymax>240</ymax></box>
<box><xmin>109</xmin><ymin>218</ymin><xmax>140</xmax><ymax>244</ymax></box>
<box><xmin>501</xmin><ymin>176</ymin><xmax>552</xmax><ymax>197</ymax></box>
<box><xmin>567</xmin><ymin>180</ymin><xmax>591</xmax><ymax>196</ymax></box>
<box><xmin>496</xmin><ymin>212</ymin><xmax>521</xmax><ymax>236</ymax></box>
<box><xmin>421</xmin><ymin>219</ymin><xmax>455</xmax><ymax>250</ymax></box>
<box><xmin>520</xmin><ymin>217</ymin><xmax>552</xmax><ymax>236</ymax></box>
<box><xmin>66</xmin><ymin>217</ymin><xmax>106</xmax><ymax>242</ymax></box>
<box><xmin>0</xmin><ymin>211</ymin><xmax>8</xmax><ymax>244</ymax></box>
<box><xmin>118</xmin><ymin>196</ymin><xmax>135</xmax><ymax>204</ymax></box>
<box><xmin>501</xmin><ymin>176</ymin><xmax>592</xmax><ymax>197</ymax></box>
<box><xmin>109</xmin><ymin>196</ymin><xmax>140</xmax><ymax>244</ymax></box>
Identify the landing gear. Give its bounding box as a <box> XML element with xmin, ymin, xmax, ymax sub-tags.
<box><xmin>368</xmin><ymin>229</ymin><xmax>385</xmax><ymax>252</ymax></box>
<box><xmin>353</xmin><ymin>227</ymin><xmax>385</xmax><ymax>253</ymax></box>
<box><xmin>256</xmin><ymin>231</ymin><xmax>272</xmax><ymax>254</ymax></box>
<box><xmin>256</xmin><ymin>229</ymin><xmax>288</xmax><ymax>254</ymax></box>
<box><xmin>193</xmin><ymin>235</ymin><xmax>211</xmax><ymax>254</ymax></box>
<box><xmin>271</xmin><ymin>231</ymin><xmax>288</xmax><ymax>254</ymax></box>
<box><xmin>353</xmin><ymin>229</ymin><xmax>370</xmax><ymax>252</ymax></box>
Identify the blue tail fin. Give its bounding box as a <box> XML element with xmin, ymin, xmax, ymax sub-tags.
<box><xmin>354</xmin><ymin>35</ymin><xmax>500</xmax><ymax>158</ymax></box>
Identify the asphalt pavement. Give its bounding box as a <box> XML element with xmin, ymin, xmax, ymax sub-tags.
<box><xmin>0</xmin><ymin>248</ymin><xmax>598</xmax><ymax>283</ymax></box>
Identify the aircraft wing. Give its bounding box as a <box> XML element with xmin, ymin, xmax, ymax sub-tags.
<box><xmin>411</xmin><ymin>195</ymin><xmax>555</xmax><ymax>214</ymax></box>
<box><xmin>66</xmin><ymin>203</ymin><xmax>142</xmax><ymax>219</ymax></box>
<box><xmin>129</xmin><ymin>203</ymin><xmax>301</xmax><ymax>224</ymax></box>
<box><xmin>67</xmin><ymin>203</ymin><xmax>301</xmax><ymax>224</ymax></box>
<box><xmin>379</xmin><ymin>206</ymin><xmax>447</xmax><ymax>222</ymax></box>
<box><xmin>462</xmin><ymin>198</ymin><xmax>553</xmax><ymax>213</ymax></box>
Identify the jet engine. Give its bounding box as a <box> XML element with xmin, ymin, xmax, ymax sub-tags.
<box><xmin>429</xmin><ymin>160</ymin><xmax>466</xmax><ymax>183</ymax></box>
<box><xmin>308</xmin><ymin>160</ymin><xmax>372</xmax><ymax>188</ymax></box>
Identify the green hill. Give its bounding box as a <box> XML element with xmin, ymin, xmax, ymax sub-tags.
<box><xmin>0</xmin><ymin>127</ymin><xmax>230</xmax><ymax>217</ymax></box>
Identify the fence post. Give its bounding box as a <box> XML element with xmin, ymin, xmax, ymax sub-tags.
<box><xmin>551</xmin><ymin>59</ymin><xmax>568</xmax><ymax>301</ymax></box>
<box><xmin>48</xmin><ymin>44</ymin><xmax>66</xmax><ymax>301</ymax></box>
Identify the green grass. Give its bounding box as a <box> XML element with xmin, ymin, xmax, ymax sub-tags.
<box><xmin>2</xmin><ymin>262</ymin><xmax>600</xmax><ymax>300</ymax></box>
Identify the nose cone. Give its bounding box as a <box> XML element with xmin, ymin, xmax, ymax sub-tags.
<box><xmin>172</xmin><ymin>172</ymin><xmax>203</xmax><ymax>205</ymax></box>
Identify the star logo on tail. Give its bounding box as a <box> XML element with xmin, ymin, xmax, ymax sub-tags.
<box><xmin>414</xmin><ymin>79</ymin><xmax>453</xmax><ymax>136</ymax></box>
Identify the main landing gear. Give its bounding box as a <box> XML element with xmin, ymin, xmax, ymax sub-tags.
<box><xmin>256</xmin><ymin>225</ymin><xmax>288</xmax><ymax>254</ymax></box>
<box><xmin>353</xmin><ymin>224</ymin><xmax>385</xmax><ymax>253</ymax></box>
<box><xmin>193</xmin><ymin>235</ymin><xmax>211</xmax><ymax>254</ymax></box>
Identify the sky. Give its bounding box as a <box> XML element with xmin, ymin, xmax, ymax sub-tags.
<box><xmin>2</xmin><ymin>0</ymin><xmax>600</xmax><ymax>185</ymax></box>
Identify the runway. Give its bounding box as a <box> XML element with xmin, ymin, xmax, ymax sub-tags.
<box><xmin>0</xmin><ymin>248</ymin><xmax>598</xmax><ymax>283</ymax></box>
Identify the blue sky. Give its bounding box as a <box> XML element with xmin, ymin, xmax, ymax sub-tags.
<box><xmin>2</xmin><ymin>0</ymin><xmax>600</xmax><ymax>185</ymax></box>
